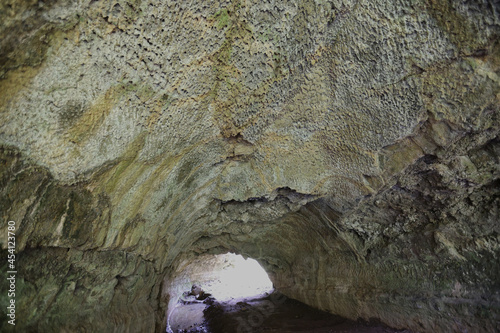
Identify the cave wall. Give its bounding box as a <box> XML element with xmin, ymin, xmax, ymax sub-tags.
<box><xmin>0</xmin><ymin>0</ymin><xmax>499</xmax><ymax>332</ymax></box>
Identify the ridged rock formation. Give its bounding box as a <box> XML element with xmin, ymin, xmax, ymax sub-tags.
<box><xmin>1</xmin><ymin>0</ymin><xmax>499</xmax><ymax>332</ymax></box>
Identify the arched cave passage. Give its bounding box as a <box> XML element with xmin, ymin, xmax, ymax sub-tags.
<box><xmin>165</xmin><ymin>252</ymin><xmax>274</xmax><ymax>333</ymax></box>
<box><xmin>162</xmin><ymin>243</ymin><xmax>421</xmax><ymax>333</ymax></box>
<box><xmin>1</xmin><ymin>0</ymin><xmax>499</xmax><ymax>332</ymax></box>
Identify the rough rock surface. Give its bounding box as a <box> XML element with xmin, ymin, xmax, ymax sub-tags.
<box><xmin>0</xmin><ymin>0</ymin><xmax>499</xmax><ymax>332</ymax></box>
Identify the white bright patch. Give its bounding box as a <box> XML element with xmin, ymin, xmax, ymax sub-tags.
<box><xmin>202</xmin><ymin>253</ymin><xmax>273</xmax><ymax>302</ymax></box>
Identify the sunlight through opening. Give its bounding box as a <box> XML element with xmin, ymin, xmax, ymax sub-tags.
<box><xmin>198</xmin><ymin>253</ymin><xmax>273</xmax><ymax>302</ymax></box>
<box><xmin>166</xmin><ymin>253</ymin><xmax>274</xmax><ymax>333</ymax></box>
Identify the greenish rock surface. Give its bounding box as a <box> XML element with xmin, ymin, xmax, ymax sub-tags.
<box><xmin>0</xmin><ymin>0</ymin><xmax>499</xmax><ymax>332</ymax></box>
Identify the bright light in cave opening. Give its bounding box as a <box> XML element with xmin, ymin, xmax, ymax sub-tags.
<box><xmin>166</xmin><ymin>253</ymin><xmax>274</xmax><ymax>333</ymax></box>
<box><xmin>196</xmin><ymin>253</ymin><xmax>274</xmax><ymax>302</ymax></box>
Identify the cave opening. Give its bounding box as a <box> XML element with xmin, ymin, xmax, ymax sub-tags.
<box><xmin>164</xmin><ymin>252</ymin><xmax>411</xmax><ymax>333</ymax></box>
<box><xmin>166</xmin><ymin>252</ymin><xmax>274</xmax><ymax>333</ymax></box>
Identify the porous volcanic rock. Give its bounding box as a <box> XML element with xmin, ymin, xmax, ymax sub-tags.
<box><xmin>0</xmin><ymin>0</ymin><xmax>499</xmax><ymax>332</ymax></box>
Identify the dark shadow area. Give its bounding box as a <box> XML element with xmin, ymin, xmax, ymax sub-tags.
<box><xmin>172</xmin><ymin>290</ymin><xmax>413</xmax><ymax>333</ymax></box>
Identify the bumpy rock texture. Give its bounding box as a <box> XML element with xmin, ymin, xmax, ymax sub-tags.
<box><xmin>0</xmin><ymin>0</ymin><xmax>499</xmax><ymax>332</ymax></box>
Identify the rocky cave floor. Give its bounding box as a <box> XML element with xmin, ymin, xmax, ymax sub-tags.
<box><xmin>169</xmin><ymin>292</ymin><xmax>412</xmax><ymax>333</ymax></box>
